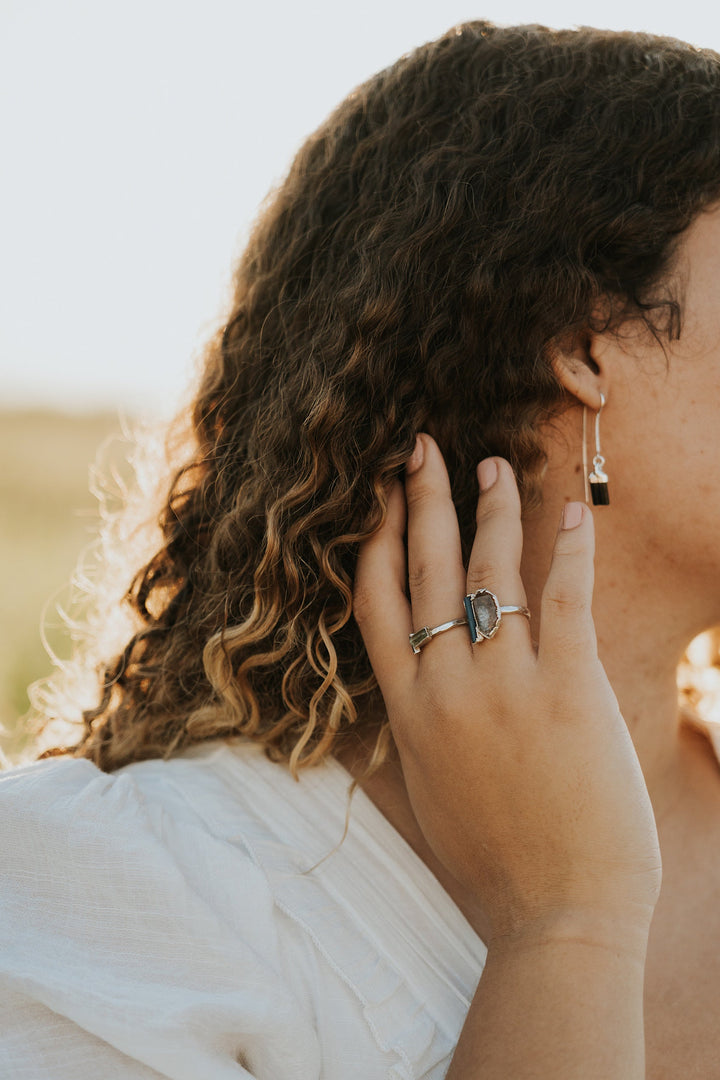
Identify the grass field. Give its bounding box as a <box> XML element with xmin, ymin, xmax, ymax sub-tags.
<box><xmin>0</xmin><ymin>409</ymin><xmax>125</xmax><ymax>762</ymax></box>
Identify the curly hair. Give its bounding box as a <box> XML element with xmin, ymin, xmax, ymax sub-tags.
<box><xmin>36</xmin><ymin>20</ymin><xmax>720</xmax><ymax>773</ymax></box>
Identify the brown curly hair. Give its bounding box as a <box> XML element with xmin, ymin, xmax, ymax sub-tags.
<box><xmin>36</xmin><ymin>20</ymin><xmax>720</xmax><ymax>773</ymax></box>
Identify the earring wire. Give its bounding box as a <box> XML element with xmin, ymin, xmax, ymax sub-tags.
<box><xmin>593</xmin><ymin>391</ymin><xmax>607</xmax><ymax>473</ymax></box>
<box><xmin>582</xmin><ymin>392</ymin><xmax>606</xmax><ymax>506</ymax></box>
<box><xmin>582</xmin><ymin>405</ymin><xmax>589</xmax><ymax>505</ymax></box>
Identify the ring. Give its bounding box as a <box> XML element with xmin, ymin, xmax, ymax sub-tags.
<box><xmin>463</xmin><ymin>588</ymin><xmax>531</xmax><ymax>644</ymax></box>
<box><xmin>409</xmin><ymin>617</ymin><xmax>467</xmax><ymax>654</ymax></box>
<box><xmin>409</xmin><ymin>588</ymin><xmax>531</xmax><ymax>653</ymax></box>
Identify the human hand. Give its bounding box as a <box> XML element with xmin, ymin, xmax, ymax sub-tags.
<box><xmin>353</xmin><ymin>433</ymin><xmax>662</xmax><ymax>947</ymax></box>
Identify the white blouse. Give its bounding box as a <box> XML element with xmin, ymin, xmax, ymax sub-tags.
<box><xmin>1</xmin><ymin>712</ymin><xmax>719</xmax><ymax>1079</ymax></box>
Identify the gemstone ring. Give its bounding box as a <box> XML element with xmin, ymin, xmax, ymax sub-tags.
<box><xmin>409</xmin><ymin>588</ymin><xmax>531</xmax><ymax>653</ymax></box>
<box><xmin>463</xmin><ymin>588</ymin><xmax>531</xmax><ymax>643</ymax></box>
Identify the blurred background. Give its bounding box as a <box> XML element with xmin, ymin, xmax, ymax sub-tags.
<box><xmin>3</xmin><ymin>0</ymin><xmax>720</xmax><ymax>762</ymax></box>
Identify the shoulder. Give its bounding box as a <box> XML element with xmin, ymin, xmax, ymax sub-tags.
<box><xmin>0</xmin><ymin>741</ymin><xmax>458</xmax><ymax>1079</ymax></box>
<box><xmin>0</xmin><ymin>751</ymin><xmax>132</xmax><ymax>813</ymax></box>
<box><xmin>0</xmin><ymin>753</ymin><xmax>163</xmax><ymax>891</ymax></box>
<box><xmin>0</xmin><ymin>741</ymin><xmax>293</xmax><ymax>949</ymax></box>
<box><xmin>0</xmin><ymin>737</ymin><xmax>277</xmax><ymax>847</ymax></box>
<box><xmin>0</xmin><ymin>743</ymin><xmax>330</xmax><ymax>1079</ymax></box>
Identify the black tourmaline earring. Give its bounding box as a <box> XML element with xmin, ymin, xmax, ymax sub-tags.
<box><xmin>587</xmin><ymin>391</ymin><xmax>609</xmax><ymax>505</ymax></box>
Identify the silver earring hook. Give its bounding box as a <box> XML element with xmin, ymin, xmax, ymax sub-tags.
<box><xmin>582</xmin><ymin>392</ymin><xmax>607</xmax><ymax>505</ymax></box>
<box><xmin>593</xmin><ymin>392</ymin><xmax>606</xmax><ymax>472</ymax></box>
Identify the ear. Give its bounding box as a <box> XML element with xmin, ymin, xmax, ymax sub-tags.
<box><xmin>550</xmin><ymin>329</ymin><xmax>608</xmax><ymax>411</ymax></box>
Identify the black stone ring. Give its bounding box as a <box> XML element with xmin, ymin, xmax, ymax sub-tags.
<box><xmin>463</xmin><ymin>588</ymin><xmax>531</xmax><ymax>644</ymax></box>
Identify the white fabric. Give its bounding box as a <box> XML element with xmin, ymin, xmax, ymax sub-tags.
<box><xmin>0</xmin><ymin>736</ymin><xmax>489</xmax><ymax>1079</ymax></box>
<box><xmin>2</xmin><ymin>711</ymin><xmax>718</xmax><ymax>1079</ymax></box>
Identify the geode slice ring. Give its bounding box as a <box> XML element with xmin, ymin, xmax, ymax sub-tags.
<box><xmin>463</xmin><ymin>588</ymin><xmax>531</xmax><ymax>644</ymax></box>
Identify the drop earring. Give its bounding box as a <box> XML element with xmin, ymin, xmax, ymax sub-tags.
<box><xmin>582</xmin><ymin>392</ymin><xmax>610</xmax><ymax>506</ymax></box>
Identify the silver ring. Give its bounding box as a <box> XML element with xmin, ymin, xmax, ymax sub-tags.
<box><xmin>409</xmin><ymin>588</ymin><xmax>530</xmax><ymax>654</ymax></box>
<box><xmin>464</xmin><ymin>588</ymin><xmax>530</xmax><ymax>644</ymax></box>
<box><xmin>409</xmin><ymin>617</ymin><xmax>467</xmax><ymax>654</ymax></box>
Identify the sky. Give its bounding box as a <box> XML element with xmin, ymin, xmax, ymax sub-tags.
<box><xmin>3</xmin><ymin>0</ymin><xmax>720</xmax><ymax>419</ymax></box>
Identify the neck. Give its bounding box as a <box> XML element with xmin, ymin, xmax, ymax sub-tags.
<box><xmin>523</xmin><ymin>421</ymin><xmax>720</xmax><ymax>823</ymax></box>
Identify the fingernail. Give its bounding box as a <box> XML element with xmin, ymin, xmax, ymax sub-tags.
<box><xmin>406</xmin><ymin>435</ymin><xmax>424</xmax><ymax>474</ymax></box>
<box><xmin>562</xmin><ymin>502</ymin><xmax>585</xmax><ymax>530</ymax></box>
<box><xmin>477</xmin><ymin>458</ymin><xmax>498</xmax><ymax>491</ymax></box>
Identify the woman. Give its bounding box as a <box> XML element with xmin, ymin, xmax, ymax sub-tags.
<box><xmin>2</xmin><ymin>19</ymin><xmax>720</xmax><ymax>1078</ymax></box>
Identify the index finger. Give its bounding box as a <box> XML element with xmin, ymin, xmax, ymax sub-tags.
<box><xmin>352</xmin><ymin>479</ymin><xmax>416</xmax><ymax>710</ymax></box>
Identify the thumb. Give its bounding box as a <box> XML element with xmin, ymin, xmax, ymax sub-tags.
<box><xmin>538</xmin><ymin>502</ymin><xmax>598</xmax><ymax>667</ymax></box>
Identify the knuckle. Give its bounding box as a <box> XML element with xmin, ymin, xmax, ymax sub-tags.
<box><xmin>404</xmin><ymin>479</ymin><xmax>438</xmax><ymax>510</ymax></box>
<box><xmin>407</xmin><ymin>559</ymin><xmax>434</xmax><ymax>595</ymax></box>
<box><xmin>466</xmin><ymin>558</ymin><xmax>501</xmax><ymax>591</ymax></box>
<box><xmin>542</xmin><ymin>589</ymin><xmax>590</xmax><ymax>619</ymax></box>
<box><xmin>419</xmin><ymin>681</ymin><xmax>450</xmax><ymax>723</ymax></box>
<box><xmin>418</xmin><ymin>684</ymin><xmax>465</xmax><ymax>736</ymax></box>
<box><xmin>352</xmin><ymin>584</ymin><xmax>378</xmax><ymax>626</ymax></box>
<box><xmin>555</xmin><ymin>528</ymin><xmax>589</xmax><ymax>555</ymax></box>
<box><xmin>475</xmin><ymin>490</ymin><xmax>505</xmax><ymax>526</ymax></box>
<box><xmin>550</xmin><ymin>546</ymin><xmax>582</xmax><ymax>569</ymax></box>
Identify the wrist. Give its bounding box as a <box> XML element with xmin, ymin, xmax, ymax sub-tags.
<box><xmin>488</xmin><ymin>903</ymin><xmax>654</xmax><ymax>964</ymax></box>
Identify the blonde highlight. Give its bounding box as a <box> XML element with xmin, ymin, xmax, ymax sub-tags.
<box><xmin>28</xmin><ymin>21</ymin><xmax>720</xmax><ymax>775</ymax></box>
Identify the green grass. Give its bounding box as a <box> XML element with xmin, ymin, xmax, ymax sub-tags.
<box><xmin>0</xmin><ymin>409</ymin><xmax>124</xmax><ymax>761</ymax></box>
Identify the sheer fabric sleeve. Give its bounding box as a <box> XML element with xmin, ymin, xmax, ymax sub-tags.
<box><xmin>0</xmin><ymin>757</ymin><xmax>322</xmax><ymax>1080</ymax></box>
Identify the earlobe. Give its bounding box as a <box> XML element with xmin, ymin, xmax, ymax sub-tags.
<box><xmin>550</xmin><ymin>331</ymin><xmax>606</xmax><ymax>411</ymax></box>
